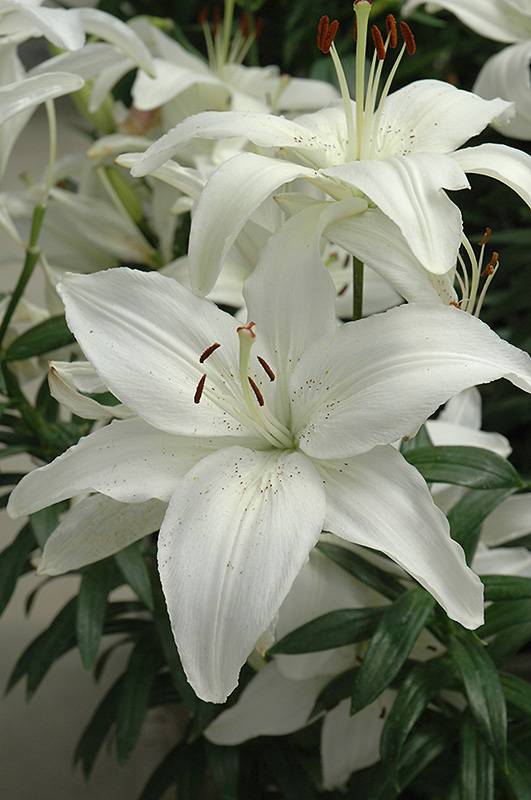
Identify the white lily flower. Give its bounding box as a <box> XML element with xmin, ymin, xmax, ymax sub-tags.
<box><xmin>403</xmin><ymin>0</ymin><xmax>531</xmax><ymax>138</ymax></box>
<box><xmin>8</xmin><ymin>210</ymin><xmax>531</xmax><ymax>702</ymax></box>
<box><xmin>129</xmin><ymin>3</ymin><xmax>531</xmax><ymax>297</ymax></box>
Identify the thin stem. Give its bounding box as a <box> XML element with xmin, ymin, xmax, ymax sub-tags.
<box><xmin>353</xmin><ymin>257</ymin><xmax>364</xmax><ymax>321</ymax></box>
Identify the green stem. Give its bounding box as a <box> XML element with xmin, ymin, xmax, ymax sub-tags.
<box><xmin>0</xmin><ymin>99</ymin><xmax>57</xmax><ymax>351</ymax></box>
<box><xmin>353</xmin><ymin>257</ymin><xmax>364</xmax><ymax>321</ymax></box>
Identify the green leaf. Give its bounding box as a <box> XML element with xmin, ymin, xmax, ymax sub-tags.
<box><xmin>488</xmin><ymin>622</ymin><xmax>531</xmax><ymax>668</ymax></box>
<box><xmin>268</xmin><ymin>607</ymin><xmax>385</xmax><ymax>655</ymax></box>
<box><xmin>501</xmin><ymin>745</ymin><xmax>531</xmax><ymax>800</ymax></box>
<box><xmin>350</xmin><ymin>588</ymin><xmax>436</xmax><ymax>715</ymax></box>
<box><xmin>186</xmin><ymin>701</ymin><xmax>220</xmax><ymax>743</ymax></box>
<box><xmin>205</xmin><ymin>740</ymin><xmax>240</xmax><ymax>800</ymax></box>
<box><xmin>114</xmin><ymin>541</ymin><xmax>154</xmax><ymax>610</ymax></box>
<box><xmin>311</xmin><ymin>667</ymin><xmax>358</xmax><ymax>718</ymax></box>
<box><xmin>6</xmin><ymin>596</ymin><xmax>77</xmax><ymax>699</ymax></box>
<box><xmin>137</xmin><ymin>744</ymin><xmax>181</xmax><ymax>800</ymax></box>
<box><xmin>459</xmin><ymin>710</ymin><xmax>495</xmax><ymax>800</ymax></box>
<box><xmin>405</xmin><ymin>446</ymin><xmax>523</xmax><ymax>489</ymax></box>
<box><xmin>29</xmin><ymin>502</ymin><xmax>67</xmax><ymax>547</ymax></box>
<box><xmin>77</xmin><ymin>561</ymin><xmax>118</xmax><ymax>671</ymax></box>
<box><xmin>317</xmin><ymin>541</ymin><xmax>406</xmax><ymax>600</ymax></box>
<box><xmin>399</xmin><ymin>424</ymin><xmax>433</xmax><ymax>454</ymax></box>
<box><xmin>151</xmin><ymin>570</ymin><xmax>197</xmax><ymax>714</ymax></box>
<box><xmin>448</xmin><ymin>630</ymin><xmax>507</xmax><ymax>765</ymax></box>
<box><xmin>482</xmin><ymin>575</ymin><xmax>531</xmax><ymax>601</ymax></box>
<box><xmin>0</xmin><ymin>471</ymin><xmax>25</xmax><ymax>486</ymax></box>
<box><xmin>380</xmin><ymin>657</ymin><xmax>455</xmax><ymax>789</ymax></box>
<box><xmin>447</xmin><ymin>488</ymin><xmax>515</xmax><ymax>563</ymax></box>
<box><xmin>0</xmin><ymin>524</ymin><xmax>35</xmax><ymax>616</ymax></box>
<box><xmin>115</xmin><ymin>633</ymin><xmax>164</xmax><ymax>765</ymax></box>
<box><xmin>4</xmin><ymin>315</ymin><xmax>75</xmax><ymax>361</ymax></box>
<box><xmin>74</xmin><ymin>675</ymin><xmax>123</xmax><ymax>778</ymax></box>
<box><xmin>479</xmin><ymin>599</ymin><xmax>531</xmax><ymax>638</ymax></box>
<box><xmin>500</xmin><ymin>672</ymin><xmax>531</xmax><ymax>718</ymax></box>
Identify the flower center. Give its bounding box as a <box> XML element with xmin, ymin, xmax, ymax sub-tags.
<box><xmin>193</xmin><ymin>321</ymin><xmax>294</xmax><ymax>449</ymax></box>
<box><xmin>452</xmin><ymin>228</ymin><xmax>499</xmax><ymax>317</ymax></box>
<box><xmin>317</xmin><ymin>1</ymin><xmax>415</xmax><ymax>161</ymax></box>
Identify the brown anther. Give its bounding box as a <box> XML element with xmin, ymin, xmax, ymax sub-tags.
<box><xmin>257</xmin><ymin>355</ymin><xmax>275</xmax><ymax>382</ymax></box>
<box><xmin>379</xmin><ymin>707</ymin><xmax>387</xmax><ymax>720</ymax></box>
<box><xmin>212</xmin><ymin>7</ymin><xmax>221</xmax><ymax>35</ymax></box>
<box><xmin>386</xmin><ymin>14</ymin><xmax>398</xmax><ymax>48</ymax></box>
<box><xmin>198</xmin><ymin>7</ymin><xmax>209</xmax><ymax>26</ymax></box>
<box><xmin>449</xmin><ymin>301</ymin><xmax>462</xmax><ymax>309</ymax></box>
<box><xmin>481</xmin><ymin>252</ymin><xmax>499</xmax><ymax>277</ymax></box>
<box><xmin>194</xmin><ymin>373</ymin><xmax>207</xmax><ymax>404</ymax></box>
<box><xmin>239</xmin><ymin>11</ymin><xmax>250</xmax><ymax>39</ymax></box>
<box><xmin>372</xmin><ymin>25</ymin><xmax>386</xmax><ymax>60</ymax></box>
<box><xmin>337</xmin><ymin>284</ymin><xmax>349</xmax><ymax>296</ymax></box>
<box><xmin>254</xmin><ymin>17</ymin><xmax>262</xmax><ymax>38</ymax></box>
<box><xmin>399</xmin><ymin>22</ymin><xmax>416</xmax><ymax>55</ymax></box>
<box><xmin>353</xmin><ymin>20</ymin><xmax>357</xmax><ymax>42</ymax></box>
<box><xmin>479</xmin><ymin>227</ymin><xmax>492</xmax><ymax>247</ymax></box>
<box><xmin>248</xmin><ymin>376</ymin><xmax>265</xmax><ymax>406</ymax></box>
<box><xmin>199</xmin><ymin>342</ymin><xmax>221</xmax><ymax>363</ymax></box>
<box><xmin>317</xmin><ymin>15</ymin><xmax>339</xmax><ymax>55</ymax></box>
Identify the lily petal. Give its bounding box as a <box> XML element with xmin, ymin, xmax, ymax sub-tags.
<box><xmin>205</xmin><ymin>660</ymin><xmax>325</xmax><ymax>743</ymax></box>
<box><xmin>292</xmin><ymin>303</ymin><xmax>531</xmax><ymax>460</ymax></box>
<box><xmin>79</xmin><ymin>8</ymin><xmax>155</xmax><ymax>75</ymax></box>
<box><xmin>472</xmin><ymin>541</ymin><xmax>531</xmax><ymax>578</ymax></box>
<box><xmin>7</xmin><ymin>417</ymin><xmax>221</xmax><ymax>517</ymax></box>
<box><xmin>187</xmin><ymin>153</ymin><xmax>316</xmax><ymax>295</ymax></box>
<box><xmin>473</xmin><ymin>42</ymin><xmax>531</xmax><ymax>139</ymax></box>
<box><xmin>481</xmin><ymin>494</ymin><xmax>531</xmax><ymax>546</ymax></box>
<box><xmin>0</xmin><ymin>4</ymin><xmax>85</xmax><ymax>50</ymax></box>
<box><xmin>321</xmin><ymin>153</ymin><xmax>469</xmax><ymax>274</ymax></box>
<box><xmin>453</xmin><ymin>143</ymin><xmax>531</xmax><ymax>208</ymax></box>
<box><xmin>58</xmin><ymin>268</ymin><xmax>260</xmax><ymax>439</ymax></box>
<box><xmin>37</xmin><ymin>495</ymin><xmax>166</xmax><ymax>576</ymax></box>
<box><xmin>157</xmin><ymin>446</ymin><xmax>326</xmax><ymax>702</ymax></box>
<box><xmin>320</xmin><ymin>446</ymin><xmax>484</xmax><ymax>628</ymax></box>
<box><xmin>401</xmin><ymin>0</ymin><xmax>531</xmax><ymax>43</ymax></box>
<box><xmin>0</xmin><ymin>72</ymin><xmax>84</xmax><ymax>127</ymax></box>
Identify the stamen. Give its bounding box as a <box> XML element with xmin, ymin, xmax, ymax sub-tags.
<box><xmin>372</xmin><ymin>25</ymin><xmax>386</xmax><ymax>60</ymax></box>
<box><xmin>479</xmin><ymin>227</ymin><xmax>492</xmax><ymax>247</ymax></box>
<box><xmin>399</xmin><ymin>22</ymin><xmax>416</xmax><ymax>55</ymax></box>
<box><xmin>257</xmin><ymin>355</ymin><xmax>275</xmax><ymax>382</ymax></box>
<box><xmin>248</xmin><ymin>376</ymin><xmax>265</xmax><ymax>406</ymax></box>
<box><xmin>317</xmin><ymin>15</ymin><xmax>339</xmax><ymax>55</ymax></box>
<box><xmin>481</xmin><ymin>252</ymin><xmax>498</xmax><ymax>277</ymax></box>
<box><xmin>239</xmin><ymin>11</ymin><xmax>250</xmax><ymax>39</ymax></box>
<box><xmin>213</xmin><ymin>7</ymin><xmax>222</xmax><ymax>36</ymax></box>
<box><xmin>199</xmin><ymin>342</ymin><xmax>221</xmax><ymax>363</ymax></box>
<box><xmin>198</xmin><ymin>7</ymin><xmax>209</xmax><ymax>26</ymax></box>
<box><xmin>386</xmin><ymin>15</ymin><xmax>397</xmax><ymax>48</ymax></box>
<box><xmin>194</xmin><ymin>373</ymin><xmax>207</xmax><ymax>404</ymax></box>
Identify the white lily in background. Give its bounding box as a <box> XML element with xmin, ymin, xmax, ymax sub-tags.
<box><xmin>130</xmin><ymin>1</ymin><xmax>531</xmax><ymax>299</ymax></box>
<box><xmin>403</xmin><ymin>0</ymin><xmax>531</xmax><ymax>139</ymax></box>
<box><xmin>8</xmin><ymin>209</ymin><xmax>531</xmax><ymax>703</ymax></box>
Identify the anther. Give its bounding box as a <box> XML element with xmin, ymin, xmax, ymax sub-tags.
<box><xmin>481</xmin><ymin>252</ymin><xmax>499</xmax><ymax>277</ymax></box>
<box><xmin>450</xmin><ymin>301</ymin><xmax>462</xmax><ymax>309</ymax></box>
<box><xmin>372</xmin><ymin>25</ymin><xmax>386</xmax><ymax>60</ymax></box>
<box><xmin>212</xmin><ymin>7</ymin><xmax>221</xmax><ymax>35</ymax></box>
<box><xmin>198</xmin><ymin>7</ymin><xmax>209</xmax><ymax>26</ymax></box>
<box><xmin>479</xmin><ymin>227</ymin><xmax>492</xmax><ymax>247</ymax></box>
<box><xmin>317</xmin><ymin>15</ymin><xmax>339</xmax><ymax>54</ymax></box>
<box><xmin>239</xmin><ymin>11</ymin><xmax>250</xmax><ymax>39</ymax></box>
<box><xmin>248</xmin><ymin>376</ymin><xmax>265</xmax><ymax>406</ymax></box>
<box><xmin>194</xmin><ymin>373</ymin><xmax>207</xmax><ymax>404</ymax></box>
<box><xmin>386</xmin><ymin>14</ymin><xmax>397</xmax><ymax>48</ymax></box>
<box><xmin>353</xmin><ymin>20</ymin><xmax>357</xmax><ymax>41</ymax></box>
<box><xmin>399</xmin><ymin>22</ymin><xmax>416</xmax><ymax>55</ymax></box>
<box><xmin>257</xmin><ymin>356</ymin><xmax>275</xmax><ymax>382</ymax></box>
<box><xmin>255</xmin><ymin>17</ymin><xmax>262</xmax><ymax>37</ymax></box>
<box><xmin>199</xmin><ymin>342</ymin><xmax>221</xmax><ymax>363</ymax></box>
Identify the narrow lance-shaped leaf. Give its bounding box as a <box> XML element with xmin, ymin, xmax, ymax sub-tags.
<box><xmin>76</xmin><ymin>560</ymin><xmax>119</xmax><ymax>671</ymax></box>
<box><xmin>448</xmin><ymin>488</ymin><xmax>516</xmax><ymax>563</ymax></box>
<box><xmin>4</xmin><ymin>316</ymin><xmax>75</xmax><ymax>361</ymax></box>
<box><xmin>268</xmin><ymin>607</ymin><xmax>386</xmax><ymax>655</ymax></box>
<box><xmin>448</xmin><ymin>629</ymin><xmax>507</xmax><ymax>765</ymax></box>
<box><xmin>74</xmin><ymin>675</ymin><xmax>124</xmax><ymax>779</ymax></box>
<box><xmin>317</xmin><ymin>541</ymin><xmax>406</xmax><ymax>601</ymax></box>
<box><xmin>350</xmin><ymin>588</ymin><xmax>436</xmax><ymax>716</ymax></box>
<box><xmin>0</xmin><ymin>524</ymin><xmax>35</xmax><ymax>616</ymax></box>
<box><xmin>205</xmin><ymin>740</ymin><xmax>240</xmax><ymax>800</ymax></box>
<box><xmin>380</xmin><ymin>657</ymin><xmax>455</xmax><ymax>789</ymax></box>
<box><xmin>405</xmin><ymin>446</ymin><xmax>524</xmax><ymax>489</ymax></box>
<box><xmin>482</xmin><ymin>575</ymin><xmax>531</xmax><ymax>601</ymax></box>
<box><xmin>114</xmin><ymin>541</ymin><xmax>153</xmax><ymax>610</ymax></box>
<box><xmin>459</xmin><ymin>710</ymin><xmax>495</xmax><ymax>800</ymax></box>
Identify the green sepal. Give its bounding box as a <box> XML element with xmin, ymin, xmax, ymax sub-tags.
<box><xmin>268</xmin><ymin>606</ymin><xmax>385</xmax><ymax>655</ymax></box>
<box><xmin>448</xmin><ymin>629</ymin><xmax>507</xmax><ymax>765</ymax></box>
<box><xmin>405</xmin><ymin>446</ymin><xmax>524</xmax><ymax>489</ymax></box>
